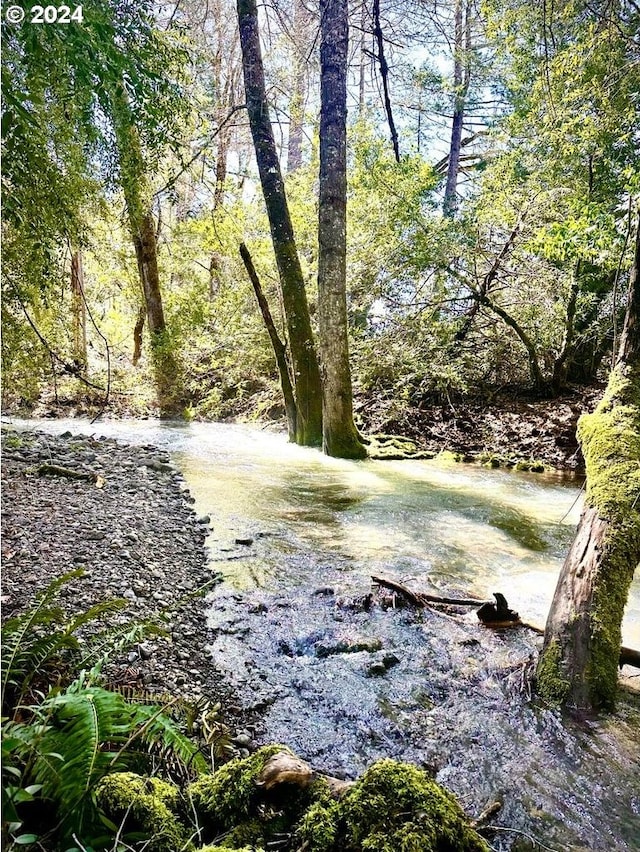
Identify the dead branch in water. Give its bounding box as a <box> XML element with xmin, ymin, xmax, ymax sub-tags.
<box><xmin>371</xmin><ymin>574</ymin><xmax>640</xmax><ymax>669</ymax></box>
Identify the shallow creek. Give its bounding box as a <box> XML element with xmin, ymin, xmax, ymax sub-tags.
<box><xmin>6</xmin><ymin>418</ymin><xmax>640</xmax><ymax>851</ymax></box>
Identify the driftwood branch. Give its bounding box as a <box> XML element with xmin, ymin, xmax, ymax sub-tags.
<box><xmin>38</xmin><ymin>464</ymin><xmax>98</xmax><ymax>483</ymax></box>
<box><xmin>371</xmin><ymin>574</ymin><xmax>640</xmax><ymax>669</ymax></box>
<box><xmin>371</xmin><ymin>574</ymin><xmax>487</xmax><ymax>607</ymax></box>
<box><xmin>257</xmin><ymin>751</ymin><xmax>354</xmax><ymax>798</ymax></box>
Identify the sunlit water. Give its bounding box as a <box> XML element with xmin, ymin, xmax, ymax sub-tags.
<box><xmin>7</xmin><ymin>417</ymin><xmax>636</xmax><ymax>642</ymax></box>
<box><xmin>4</xmin><ymin>417</ymin><xmax>640</xmax><ymax>850</ymax></box>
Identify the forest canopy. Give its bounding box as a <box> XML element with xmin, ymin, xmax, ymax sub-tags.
<box><xmin>1</xmin><ymin>0</ymin><xmax>639</xmax><ymax>427</ymax></box>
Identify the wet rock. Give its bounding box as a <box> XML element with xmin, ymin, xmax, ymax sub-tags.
<box><xmin>315</xmin><ymin>637</ymin><xmax>382</xmax><ymax>659</ymax></box>
<box><xmin>366</xmin><ymin>661</ymin><xmax>388</xmax><ymax>677</ymax></box>
<box><xmin>235</xmin><ymin>537</ymin><xmax>254</xmax><ymax>546</ymax></box>
<box><xmin>312</xmin><ymin>586</ymin><xmax>335</xmax><ymax>597</ymax></box>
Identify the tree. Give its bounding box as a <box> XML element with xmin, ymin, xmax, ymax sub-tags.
<box><xmin>536</xmin><ymin>210</ymin><xmax>640</xmax><ymax>713</ymax></box>
<box><xmin>317</xmin><ymin>0</ymin><xmax>367</xmax><ymax>459</ymax></box>
<box><xmin>109</xmin><ymin>83</ymin><xmax>183</xmax><ymax>415</ymax></box>
<box><xmin>237</xmin><ymin>0</ymin><xmax>323</xmax><ymax>446</ymax></box>
<box><xmin>442</xmin><ymin>0</ymin><xmax>472</xmax><ymax>218</ymax></box>
<box><xmin>1</xmin><ymin>0</ymin><xmax>188</xmax><ymax>411</ymax></box>
<box><xmin>286</xmin><ymin>0</ymin><xmax>314</xmax><ymax>174</ymax></box>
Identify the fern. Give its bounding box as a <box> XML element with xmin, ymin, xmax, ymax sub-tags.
<box><xmin>1</xmin><ymin>569</ymin><xmax>84</xmax><ymax>711</ymax></box>
<box><xmin>17</xmin><ymin>680</ymin><xmax>206</xmax><ymax>838</ymax></box>
<box><xmin>1</xmin><ymin>572</ymin><xmax>208</xmax><ymax>843</ymax></box>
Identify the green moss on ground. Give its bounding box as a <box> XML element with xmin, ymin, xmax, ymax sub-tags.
<box><xmin>95</xmin><ymin>772</ymin><xmax>187</xmax><ymax>852</ymax></box>
<box><xmin>187</xmin><ymin>744</ymin><xmax>288</xmax><ymax>832</ymax></box>
<box><xmin>97</xmin><ymin>753</ymin><xmax>488</xmax><ymax>852</ymax></box>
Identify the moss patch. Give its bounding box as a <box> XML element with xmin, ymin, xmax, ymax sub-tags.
<box><xmin>188</xmin><ymin>744</ymin><xmax>288</xmax><ymax>832</ymax></box>
<box><xmin>297</xmin><ymin>759</ymin><xmax>488</xmax><ymax>852</ymax></box>
<box><xmin>536</xmin><ymin>639</ymin><xmax>571</xmax><ymax>706</ymax></box>
<box><xmin>579</xmin><ymin>363</ymin><xmax>640</xmax><ymax>707</ymax></box>
<box><xmin>95</xmin><ymin>772</ymin><xmax>186</xmax><ymax>852</ymax></box>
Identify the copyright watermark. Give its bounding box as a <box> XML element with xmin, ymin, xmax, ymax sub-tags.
<box><xmin>5</xmin><ymin>5</ymin><xmax>25</xmax><ymax>21</ymax></box>
<box><xmin>4</xmin><ymin>4</ymin><xmax>84</xmax><ymax>23</ymax></box>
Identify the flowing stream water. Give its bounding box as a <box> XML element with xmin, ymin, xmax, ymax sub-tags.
<box><xmin>5</xmin><ymin>417</ymin><xmax>640</xmax><ymax>851</ymax></box>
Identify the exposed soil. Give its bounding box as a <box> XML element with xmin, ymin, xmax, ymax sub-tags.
<box><xmin>356</xmin><ymin>384</ymin><xmax>606</xmax><ymax>472</ymax></box>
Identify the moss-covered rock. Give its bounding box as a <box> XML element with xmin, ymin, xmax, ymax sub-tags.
<box><xmin>296</xmin><ymin>759</ymin><xmax>489</xmax><ymax>852</ymax></box>
<box><xmin>95</xmin><ymin>772</ymin><xmax>187</xmax><ymax>852</ymax></box>
<box><xmin>437</xmin><ymin>450</ymin><xmax>464</xmax><ymax>463</ymax></box>
<box><xmin>187</xmin><ymin>745</ymin><xmax>290</xmax><ymax>833</ymax></box>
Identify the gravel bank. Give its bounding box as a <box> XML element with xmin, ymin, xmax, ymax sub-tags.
<box><xmin>1</xmin><ymin>427</ymin><xmax>242</xmax><ymax>716</ymax></box>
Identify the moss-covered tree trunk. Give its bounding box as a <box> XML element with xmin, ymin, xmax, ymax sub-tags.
<box><xmin>317</xmin><ymin>0</ymin><xmax>367</xmax><ymax>459</ymax></box>
<box><xmin>237</xmin><ymin>0</ymin><xmax>323</xmax><ymax>447</ymax></box>
<box><xmin>537</xmin><ymin>212</ymin><xmax>640</xmax><ymax>712</ymax></box>
<box><xmin>110</xmin><ymin>84</ymin><xmax>183</xmax><ymax>416</ymax></box>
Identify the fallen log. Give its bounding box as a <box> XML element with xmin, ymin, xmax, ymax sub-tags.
<box><xmin>37</xmin><ymin>463</ymin><xmax>97</xmax><ymax>481</ymax></box>
<box><xmin>371</xmin><ymin>574</ymin><xmax>640</xmax><ymax>670</ymax></box>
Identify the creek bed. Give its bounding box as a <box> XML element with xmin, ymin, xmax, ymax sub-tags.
<box><xmin>3</xmin><ymin>417</ymin><xmax>640</xmax><ymax>851</ymax></box>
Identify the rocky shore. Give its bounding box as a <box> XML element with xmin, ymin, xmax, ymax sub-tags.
<box><xmin>1</xmin><ymin>427</ymin><xmax>248</xmax><ymax>731</ymax></box>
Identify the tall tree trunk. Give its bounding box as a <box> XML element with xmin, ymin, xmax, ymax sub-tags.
<box><xmin>318</xmin><ymin>0</ymin><xmax>367</xmax><ymax>459</ymax></box>
<box><xmin>286</xmin><ymin>0</ymin><xmax>311</xmax><ymax>173</ymax></box>
<box><xmin>537</xmin><ymin>212</ymin><xmax>640</xmax><ymax>713</ymax></box>
<box><xmin>237</xmin><ymin>0</ymin><xmax>323</xmax><ymax>446</ymax></box>
<box><xmin>443</xmin><ymin>0</ymin><xmax>471</xmax><ymax>218</ymax></box>
<box><xmin>551</xmin><ymin>261</ymin><xmax>581</xmax><ymax>393</ymax></box>
<box><xmin>358</xmin><ymin>0</ymin><xmax>368</xmax><ymax>117</ymax></box>
<box><xmin>110</xmin><ymin>83</ymin><xmax>182</xmax><ymax>416</ymax></box>
<box><xmin>70</xmin><ymin>251</ymin><xmax>87</xmax><ymax>368</ymax></box>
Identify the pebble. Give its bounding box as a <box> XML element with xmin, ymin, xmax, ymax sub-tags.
<box><xmin>1</xmin><ymin>427</ymin><xmax>228</xmax><ymax>713</ymax></box>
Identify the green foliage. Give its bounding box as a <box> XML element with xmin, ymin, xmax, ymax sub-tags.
<box><xmin>0</xmin><ymin>569</ymin><xmax>163</xmax><ymax>715</ymax></box>
<box><xmin>2</xmin><ymin>0</ymin><xmax>189</xmax><ymax>408</ymax></box>
<box><xmin>1</xmin><ymin>574</ymin><xmax>206</xmax><ymax>847</ymax></box>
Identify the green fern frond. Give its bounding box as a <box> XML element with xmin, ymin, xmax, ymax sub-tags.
<box><xmin>66</xmin><ymin>598</ymin><xmax>129</xmax><ymax>633</ymax></box>
<box><xmin>1</xmin><ymin>569</ymin><xmax>85</xmax><ymax>711</ymax></box>
<box><xmin>25</xmin><ymin>681</ymin><xmax>204</xmax><ymax>837</ymax></box>
<box><xmin>76</xmin><ymin>620</ymin><xmax>167</xmax><ymax>671</ymax></box>
<box><xmin>33</xmin><ymin>686</ymin><xmax>135</xmax><ymax>832</ymax></box>
<box><xmin>134</xmin><ymin>704</ymin><xmax>208</xmax><ymax>774</ymax></box>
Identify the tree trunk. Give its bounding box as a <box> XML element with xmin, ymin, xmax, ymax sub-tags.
<box><xmin>237</xmin><ymin>0</ymin><xmax>323</xmax><ymax>446</ymax></box>
<box><xmin>537</xmin><ymin>212</ymin><xmax>640</xmax><ymax>713</ymax></box>
<box><xmin>443</xmin><ymin>0</ymin><xmax>471</xmax><ymax>218</ymax></box>
<box><xmin>240</xmin><ymin>242</ymin><xmax>297</xmax><ymax>440</ymax></box>
<box><xmin>372</xmin><ymin>0</ymin><xmax>400</xmax><ymax>163</ymax></box>
<box><xmin>110</xmin><ymin>83</ymin><xmax>182</xmax><ymax>416</ymax></box>
<box><xmin>551</xmin><ymin>261</ymin><xmax>581</xmax><ymax>393</ymax></box>
<box><xmin>286</xmin><ymin>0</ymin><xmax>311</xmax><ymax>173</ymax></box>
<box><xmin>318</xmin><ymin>0</ymin><xmax>367</xmax><ymax>459</ymax></box>
<box><xmin>70</xmin><ymin>251</ymin><xmax>87</xmax><ymax>368</ymax></box>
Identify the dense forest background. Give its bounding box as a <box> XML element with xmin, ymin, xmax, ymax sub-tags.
<box><xmin>2</xmin><ymin>0</ymin><xmax>639</xmax><ymax>434</ymax></box>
